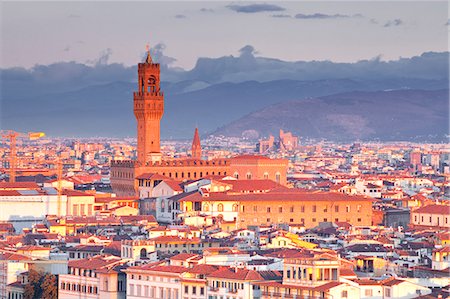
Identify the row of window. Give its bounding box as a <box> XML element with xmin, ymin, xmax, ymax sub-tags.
<box><xmin>128</xmin><ymin>284</ymin><xmax>178</xmax><ymax>298</ymax></box>
<box><xmin>68</xmin><ymin>267</ymin><xmax>97</xmax><ymax>277</ymax></box>
<box><xmin>246</xmin><ymin>204</ymin><xmax>362</xmax><ymax>213</ymax></box>
<box><xmin>184</xmin><ymin>286</ymin><xmax>205</xmax><ymax>295</ymax></box>
<box><xmin>130</xmin><ymin>274</ymin><xmax>176</xmax><ymax>283</ymax></box>
<box><xmin>263</xmin><ymin>217</ymin><xmax>361</xmax><ymax>223</ymax></box>
<box><xmin>203</xmin><ymin>203</ymin><xmax>238</xmax><ymax>212</ymax></box>
<box><xmin>155</xmin><ymin>243</ymin><xmax>213</xmax><ymax>248</ymax></box>
<box><xmin>285</xmin><ymin>268</ymin><xmax>338</xmax><ymax>281</ymax></box>
<box><xmin>60</xmin><ymin>282</ymin><xmax>98</xmax><ymax>294</ymax></box>
<box><xmin>414</xmin><ymin>215</ymin><xmax>449</xmax><ymax>224</ymax></box>
<box><xmin>210</xmin><ymin>281</ymin><xmax>245</xmax><ymax>290</ymax></box>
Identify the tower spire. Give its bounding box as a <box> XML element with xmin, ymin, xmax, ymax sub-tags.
<box><xmin>191</xmin><ymin>127</ymin><xmax>202</xmax><ymax>159</ymax></box>
<box><xmin>145</xmin><ymin>44</ymin><xmax>152</xmax><ymax>64</ymax></box>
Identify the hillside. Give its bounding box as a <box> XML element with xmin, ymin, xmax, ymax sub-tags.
<box><xmin>213</xmin><ymin>89</ymin><xmax>449</xmax><ymax>142</ymax></box>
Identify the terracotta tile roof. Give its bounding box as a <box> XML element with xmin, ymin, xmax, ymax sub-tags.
<box><xmin>0</xmin><ymin>251</ymin><xmax>32</xmax><ymax>261</ymax></box>
<box><xmin>188</xmin><ymin>264</ymin><xmax>219</xmax><ymax>275</ymax></box>
<box><xmin>170</xmin><ymin>253</ymin><xmax>199</xmax><ymax>261</ymax></box>
<box><xmin>313</xmin><ymin>281</ymin><xmax>343</xmax><ymax>292</ymax></box>
<box><xmin>62</xmin><ymin>189</ymin><xmax>93</xmax><ymax>197</ymax></box>
<box><xmin>433</xmin><ymin>246</ymin><xmax>450</xmax><ymax>253</ymax></box>
<box><xmin>0</xmin><ymin>190</ymin><xmax>21</xmax><ymax>196</ymax></box>
<box><xmin>413</xmin><ymin>204</ymin><xmax>450</xmax><ymax>215</ymax></box>
<box><xmin>163</xmin><ymin>180</ymin><xmax>183</xmax><ymax>192</ymax></box>
<box><xmin>339</xmin><ymin>268</ymin><xmax>357</xmax><ymax>277</ymax></box>
<box><xmin>351</xmin><ymin>279</ymin><xmax>381</xmax><ymax>286</ymax></box>
<box><xmin>382</xmin><ymin>278</ymin><xmax>406</xmax><ymax>286</ymax></box>
<box><xmin>208</xmin><ymin>268</ymin><xmax>264</xmax><ymax>281</ymax></box>
<box><xmin>68</xmin><ymin>255</ymin><xmax>124</xmax><ymax>270</ymax></box>
<box><xmin>0</xmin><ymin>182</ymin><xmax>39</xmax><ymax>189</ymax></box>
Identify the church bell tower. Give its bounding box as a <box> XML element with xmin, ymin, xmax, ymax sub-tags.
<box><xmin>134</xmin><ymin>47</ymin><xmax>164</xmax><ymax>164</ymax></box>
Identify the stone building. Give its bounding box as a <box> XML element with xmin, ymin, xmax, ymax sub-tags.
<box><xmin>179</xmin><ymin>190</ymin><xmax>373</xmax><ymax>229</ymax></box>
<box><xmin>111</xmin><ymin>49</ymin><xmax>288</xmax><ymax>197</ymax></box>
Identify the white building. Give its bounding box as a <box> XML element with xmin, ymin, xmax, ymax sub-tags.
<box><xmin>58</xmin><ymin>255</ymin><xmax>127</xmax><ymax>299</ymax></box>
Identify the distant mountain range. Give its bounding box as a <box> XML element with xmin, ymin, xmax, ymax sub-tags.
<box><xmin>213</xmin><ymin>89</ymin><xmax>449</xmax><ymax>142</ymax></box>
<box><xmin>1</xmin><ymin>51</ymin><xmax>448</xmax><ymax>141</ymax></box>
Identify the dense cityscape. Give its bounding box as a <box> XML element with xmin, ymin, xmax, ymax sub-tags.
<box><xmin>0</xmin><ymin>46</ymin><xmax>449</xmax><ymax>299</ymax></box>
<box><xmin>1</xmin><ymin>1</ymin><xmax>449</xmax><ymax>299</ymax></box>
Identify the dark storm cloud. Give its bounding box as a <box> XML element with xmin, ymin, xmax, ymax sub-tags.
<box><xmin>383</xmin><ymin>19</ymin><xmax>403</xmax><ymax>27</ymax></box>
<box><xmin>174</xmin><ymin>14</ymin><xmax>187</xmax><ymax>19</ymax></box>
<box><xmin>295</xmin><ymin>13</ymin><xmax>362</xmax><ymax>19</ymax></box>
<box><xmin>226</xmin><ymin>4</ymin><xmax>285</xmax><ymax>13</ymax></box>
<box><xmin>200</xmin><ymin>8</ymin><xmax>214</xmax><ymax>13</ymax></box>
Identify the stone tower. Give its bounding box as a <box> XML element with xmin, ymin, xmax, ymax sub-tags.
<box><xmin>191</xmin><ymin>127</ymin><xmax>202</xmax><ymax>159</ymax></box>
<box><xmin>134</xmin><ymin>48</ymin><xmax>164</xmax><ymax>164</ymax></box>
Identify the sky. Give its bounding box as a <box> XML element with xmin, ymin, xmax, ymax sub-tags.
<box><xmin>1</xmin><ymin>1</ymin><xmax>448</xmax><ymax>70</ymax></box>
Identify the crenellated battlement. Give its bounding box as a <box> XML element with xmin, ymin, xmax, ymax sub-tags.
<box><xmin>133</xmin><ymin>91</ymin><xmax>164</xmax><ymax>98</ymax></box>
<box><xmin>111</xmin><ymin>160</ymin><xmax>136</xmax><ymax>167</ymax></box>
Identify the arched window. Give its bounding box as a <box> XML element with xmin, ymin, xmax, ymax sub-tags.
<box><xmin>232</xmin><ymin>204</ymin><xmax>238</xmax><ymax>212</ymax></box>
<box><xmin>147</xmin><ymin>76</ymin><xmax>157</xmax><ymax>93</ymax></box>
<box><xmin>140</xmin><ymin>248</ymin><xmax>147</xmax><ymax>259</ymax></box>
<box><xmin>217</xmin><ymin>204</ymin><xmax>224</xmax><ymax>212</ymax></box>
<box><xmin>246</xmin><ymin>172</ymin><xmax>252</xmax><ymax>180</ymax></box>
<box><xmin>234</xmin><ymin>172</ymin><xmax>239</xmax><ymax>179</ymax></box>
<box><xmin>263</xmin><ymin>172</ymin><xmax>269</xmax><ymax>179</ymax></box>
<box><xmin>203</xmin><ymin>204</ymin><xmax>209</xmax><ymax>212</ymax></box>
<box><xmin>275</xmin><ymin>172</ymin><xmax>281</xmax><ymax>183</ymax></box>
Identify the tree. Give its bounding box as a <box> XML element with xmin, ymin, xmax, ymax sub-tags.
<box><xmin>23</xmin><ymin>284</ymin><xmax>35</xmax><ymax>299</ymax></box>
<box><xmin>23</xmin><ymin>269</ymin><xmax>58</xmax><ymax>299</ymax></box>
<box><xmin>41</xmin><ymin>273</ymin><xmax>58</xmax><ymax>299</ymax></box>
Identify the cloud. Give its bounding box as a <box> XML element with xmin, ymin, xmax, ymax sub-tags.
<box><xmin>272</xmin><ymin>14</ymin><xmax>291</xmax><ymax>18</ymax></box>
<box><xmin>369</xmin><ymin>18</ymin><xmax>379</xmax><ymax>24</ymax></box>
<box><xmin>87</xmin><ymin>48</ymin><xmax>113</xmax><ymax>66</ymax></box>
<box><xmin>63</xmin><ymin>45</ymin><xmax>71</xmax><ymax>52</ymax></box>
<box><xmin>383</xmin><ymin>19</ymin><xmax>403</xmax><ymax>27</ymax></box>
<box><xmin>295</xmin><ymin>13</ymin><xmax>362</xmax><ymax>19</ymax></box>
<box><xmin>200</xmin><ymin>8</ymin><xmax>214</xmax><ymax>13</ymax></box>
<box><xmin>174</xmin><ymin>14</ymin><xmax>187</xmax><ymax>19</ymax></box>
<box><xmin>445</xmin><ymin>19</ymin><xmax>450</xmax><ymax>26</ymax></box>
<box><xmin>149</xmin><ymin>43</ymin><xmax>177</xmax><ymax>67</ymax></box>
<box><xmin>226</xmin><ymin>4</ymin><xmax>285</xmax><ymax>13</ymax></box>
<box><xmin>239</xmin><ymin>45</ymin><xmax>258</xmax><ymax>57</ymax></box>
